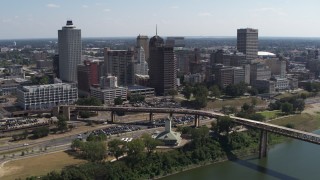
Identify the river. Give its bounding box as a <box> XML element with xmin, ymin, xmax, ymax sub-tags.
<box><xmin>162</xmin><ymin>130</ymin><xmax>320</xmax><ymax>180</ymax></box>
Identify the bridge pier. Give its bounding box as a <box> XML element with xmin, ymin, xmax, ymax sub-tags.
<box><xmin>149</xmin><ymin>112</ymin><xmax>153</xmax><ymax>123</ymax></box>
<box><xmin>259</xmin><ymin>130</ymin><xmax>268</xmax><ymax>158</ymax></box>
<box><xmin>62</xmin><ymin>106</ymin><xmax>70</xmax><ymax>121</ymax></box>
<box><xmin>194</xmin><ymin>115</ymin><xmax>200</xmax><ymax>127</ymax></box>
<box><xmin>110</xmin><ymin>111</ymin><xmax>115</xmax><ymax>123</ymax></box>
<box><xmin>52</xmin><ymin>106</ymin><xmax>60</xmax><ymax>117</ymax></box>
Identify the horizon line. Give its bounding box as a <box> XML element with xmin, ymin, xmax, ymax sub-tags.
<box><xmin>2</xmin><ymin>35</ymin><xmax>320</xmax><ymax>41</ymax></box>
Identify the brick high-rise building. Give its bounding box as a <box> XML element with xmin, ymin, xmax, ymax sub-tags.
<box><xmin>237</xmin><ymin>28</ymin><xmax>258</xmax><ymax>61</ymax></box>
<box><xmin>77</xmin><ymin>60</ymin><xmax>99</xmax><ymax>96</ymax></box>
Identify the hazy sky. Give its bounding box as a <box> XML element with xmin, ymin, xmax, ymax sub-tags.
<box><xmin>1</xmin><ymin>0</ymin><xmax>320</xmax><ymax>39</ymax></box>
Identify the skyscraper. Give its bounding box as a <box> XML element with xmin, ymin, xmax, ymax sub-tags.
<box><xmin>58</xmin><ymin>20</ymin><xmax>82</xmax><ymax>82</ymax></box>
<box><xmin>134</xmin><ymin>46</ymin><xmax>149</xmax><ymax>75</ymax></box>
<box><xmin>104</xmin><ymin>48</ymin><xmax>135</xmax><ymax>86</ymax></box>
<box><xmin>136</xmin><ymin>35</ymin><xmax>149</xmax><ymax>61</ymax></box>
<box><xmin>149</xmin><ymin>31</ymin><xmax>177</xmax><ymax>95</ymax></box>
<box><xmin>237</xmin><ymin>28</ymin><xmax>258</xmax><ymax>61</ymax></box>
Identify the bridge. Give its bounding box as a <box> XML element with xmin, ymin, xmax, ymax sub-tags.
<box><xmin>54</xmin><ymin>105</ymin><xmax>320</xmax><ymax>158</ymax></box>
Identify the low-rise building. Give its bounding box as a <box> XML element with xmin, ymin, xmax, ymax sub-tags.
<box><xmin>90</xmin><ymin>87</ymin><xmax>127</xmax><ymax>105</ymax></box>
<box><xmin>0</xmin><ymin>80</ymin><xmax>19</xmax><ymax>95</ymax></box>
<box><xmin>184</xmin><ymin>73</ymin><xmax>206</xmax><ymax>85</ymax></box>
<box><xmin>253</xmin><ymin>80</ymin><xmax>275</xmax><ymax>93</ymax></box>
<box><xmin>17</xmin><ymin>83</ymin><xmax>78</xmax><ymax>110</ymax></box>
<box><xmin>156</xmin><ymin>117</ymin><xmax>181</xmax><ymax>146</ymax></box>
<box><xmin>127</xmin><ymin>85</ymin><xmax>155</xmax><ymax>98</ymax></box>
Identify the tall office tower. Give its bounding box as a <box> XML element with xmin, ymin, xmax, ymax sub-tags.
<box><xmin>237</xmin><ymin>28</ymin><xmax>258</xmax><ymax>61</ymax></box>
<box><xmin>135</xmin><ymin>47</ymin><xmax>149</xmax><ymax>75</ymax></box>
<box><xmin>104</xmin><ymin>48</ymin><xmax>135</xmax><ymax>86</ymax></box>
<box><xmin>136</xmin><ymin>35</ymin><xmax>149</xmax><ymax>61</ymax></box>
<box><xmin>149</xmin><ymin>32</ymin><xmax>177</xmax><ymax>95</ymax></box>
<box><xmin>58</xmin><ymin>20</ymin><xmax>82</xmax><ymax>82</ymax></box>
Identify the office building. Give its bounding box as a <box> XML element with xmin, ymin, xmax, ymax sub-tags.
<box><xmin>149</xmin><ymin>32</ymin><xmax>177</xmax><ymax>95</ymax></box>
<box><xmin>58</xmin><ymin>20</ymin><xmax>82</xmax><ymax>82</ymax></box>
<box><xmin>90</xmin><ymin>86</ymin><xmax>127</xmax><ymax>105</ymax></box>
<box><xmin>184</xmin><ymin>73</ymin><xmax>206</xmax><ymax>85</ymax></box>
<box><xmin>137</xmin><ymin>35</ymin><xmax>149</xmax><ymax>61</ymax></box>
<box><xmin>17</xmin><ymin>83</ymin><xmax>78</xmax><ymax>110</ymax></box>
<box><xmin>100</xmin><ymin>75</ymin><xmax>118</xmax><ymax>89</ymax></box>
<box><xmin>237</xmin><ymin>28</ymin><xmax>258</xmax><ymax>61</ymax></box>
<box><xmin>214</xmin><ymin>65</ymin><xmax>249</xmax><ymax>88</ymax></box>
<box><xmin>250</xmin><ymin>63</ymin><xmax>271</xmax><ymax>83</ymax></box>
<box><xmin>104</xmin><ymin>48</ymin><xmax>135</xmax><ymax>86</ymax></box>
<box><xmin>265</xmin><ymin>59</ymin><xmax>286</xmax><ymax>78</ymax></box>
<box><xmin>77</xmin><ymin>60</ymin><xmax>99</xmax><ymax>95</ymax></box>
<box><xmin>134</xmin><ymin>47</ymin><xmax>149</xmax><ymax>76</ymax></box>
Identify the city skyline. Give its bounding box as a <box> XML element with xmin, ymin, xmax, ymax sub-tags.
<box><xmin>1</xmin><ymin>0</ymin><xmax>320</xmax><ymax>39</ymax></box>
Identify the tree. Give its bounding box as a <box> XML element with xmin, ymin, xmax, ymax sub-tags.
<box><xmin>108</xmin><ymin>139</ymin><xmax>125</xmax><ymax>160</ymax></box>
<box><xmin>221</xmin><ymin>106</ymin><xmax>237</xmax><ymax>115</ymax></box>
<box><xmin>281</xmin><ymin>102</ymin><xmax>293</xmax><ymax>114</ymax></box>
<box><xmin>76</xmin><ymin>97</ymin><xmax>102</xmax><ymax>106</ymax></box>
<box><xmin>167</xmin><ymin>89</ymin><xmax>178</xmax><ymax>99</ymax></box>
<box><xmin>82</xmin><ymin>141</ymin><xmax>107</xmax><ymax>162</ymax></box>
<box><xmin>214</xmin><ymin>116</ymin><xmax>234</xmax><ymax>136</ymax></box>
<box><xmin>209</xmin><ymin>85</ymin><xmax>221</xmax><ymax>99</ymax></box>
<box><xmin>114</xmin><ymin>97</ymin><xmax>123</xmax><ymax>105</ymax></box>
<box><xmin>129</xmin><ymin>94</ymin><xmax>145</xmax><ymax>103</ymax></box>
<box><xmin>39</xmin><ymin>76</ymin><xmax>49</xmax><ymax>85</ymax></box>
<box><xmin>32</xmin><ymin>127</ymin><xmax>50</xmax><ymax>139</ymax></box>
<box><xmin>127</xmin><ymin>139</ymin><xmax>145</xmax><ymax>158</ymax></box>
<box><xmin>225</xmin><ymin>82</ymin><xmax>247</xmax><ymax>97</ymax></box>
<box><xmin>141</xmin><ymin>133</ymin><xmax>163</xmax><ymax>154</ymax></box>
<box><xmin>71</xmin><ymin>139</ymin><xmax>83</xmax><ymax>151</ymax></box>
<box><xmin>181</xmin><ymin>85</ymin><xmax>193</xmax><ymax>100</ymax></box>
<box><xmin>192</xmin><ymin>85</ymin><xmax>209</xmax><ymax>109</ymax></box>
<box><xmin>57</xmin><ymin>115</ymin><xmax>68</xmax><ymax>132</ymax></box>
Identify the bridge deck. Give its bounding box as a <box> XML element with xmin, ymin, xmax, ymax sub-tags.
<box><xmin>63</xmin><ymin>106</ymin><xmax>320</xmax><ymax>145</ymax></box>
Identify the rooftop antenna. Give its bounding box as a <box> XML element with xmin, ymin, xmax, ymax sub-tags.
<box><xmin>156</xmin><ymin>24</ymin><xmax>158</xmax><ymax>36</ymax></box>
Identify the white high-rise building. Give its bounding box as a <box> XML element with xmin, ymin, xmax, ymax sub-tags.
<box><xmin>135</xmin><ymin>47</ymin><xmax>149</xmax><ymax>75</ymax></box>
<box><xmin>58</xmin><ymin>20</ymin><xmax>82</xmax><ymax>82</ymax></box>
<box><xmin>100</xmin><ymin>75</ymin><xmax>118</xmax><ymax>89</ymax></box>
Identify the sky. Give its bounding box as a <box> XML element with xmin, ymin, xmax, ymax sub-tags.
<box><xmin>1</xmin><ymin>0</ymin><xmax>320</xmax><ymax>39</ymax></box>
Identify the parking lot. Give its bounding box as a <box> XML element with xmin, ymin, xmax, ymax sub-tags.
<box><xmin>91</xmin><ymin>124</ymin><xmax>141</xmax><ymax>136</ymax></box>
<box><xmin>0</xmin><ymin>117</ymin><xmax>49</xmax><ymax>130</ymax></box>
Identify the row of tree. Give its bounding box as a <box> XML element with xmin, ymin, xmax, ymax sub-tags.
<box><xmin>269</xmin><ymin>96</ymin><xmax>305</xmax><ymax>114</ymax></box>
<box><xmin>30</xmin><ymin>118</ymin><xmax>265</xmax><ymax>180</ymax></box>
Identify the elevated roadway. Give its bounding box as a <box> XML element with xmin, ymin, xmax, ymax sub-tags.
<box><xmin>57</xmin><ymin>105</ymin><xmax>320</xmax><ymax>158</ymax></box>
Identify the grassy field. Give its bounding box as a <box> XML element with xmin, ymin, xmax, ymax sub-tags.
<box><xmin>257</xmin><ymin>110</ymin><xmax>282</xmax><ymax>120</ymax></box>
<box><xmin>0</xmin><ymin>151</ymin><xmax>86</xmax><ymax>180</ymax></box>
<box><xmin>205</xmin><ymin>97</ymin><xmax>267</xmax><ymax>110</ymax></box>
<box><xmin>274</xmin><ymin>90</ymin><xmax>310</xmax><ymax>100</ymax></box>
<box><xmin>270</xmin><ymin>113</ymin><xmax>320</xmax><ymax>132</ymax></box>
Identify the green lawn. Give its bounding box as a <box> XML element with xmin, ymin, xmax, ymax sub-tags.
<box><xmin>270</xmin><ymin>113</ymin><xmax>320</xmax><ymax>132</ymax></box>
<box><xmin>206</xmin><ymin>97</ymin><xmax>267</xmax><ymax>110</ymax></box>
<box><xmin>257</xmin><ymin>110</ymin><xmax>282</xmax><ymax>120</ymax></box>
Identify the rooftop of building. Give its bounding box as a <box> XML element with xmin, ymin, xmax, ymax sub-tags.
<box><xmin>127</xmin><ymin>85</ymin><xmax>154</xmax><ymax>90</ymax></box>
<box><xmin>21</xmin><ymin>83</ymin><xmax>75</xmax><ymax>91</ymax></box>
<box><xmin>258</xmin><ymin>51</ymin><xmax>276</xmax><ymax>57</ymax></box>
<box><xmin>156</xmin><ymin>130</ymin><xmax>182</xmax><ymax>142</ymax></box>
